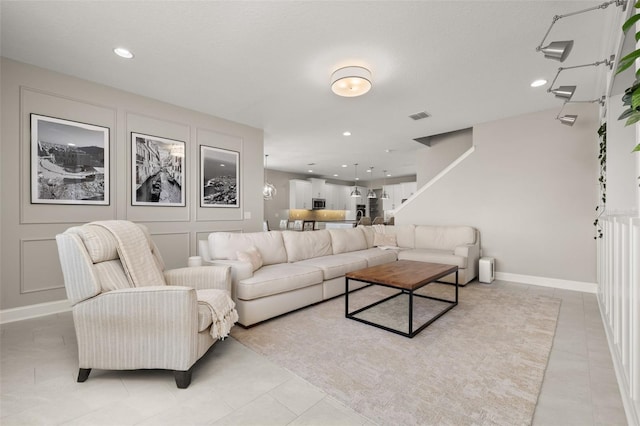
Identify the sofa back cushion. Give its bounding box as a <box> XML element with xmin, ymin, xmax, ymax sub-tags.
<box><xmin>282</xmin><ymin>230</ymin><xmax>333</xmax><ymax>262</ymax></box>
<box><xmin>358</xmin><ymin>226</ymin><xmax>375</xmax><ymax>248</ymax></box>
<box><xmin>383</xmin><ymin>225</ymin><xmax>415</xmax><ymax>248</ymax></box>
<box><xmin>414</xmin><ymin>225</ymin><xmax>476</xmax><ymax>251</ymax></box>
<box><xmin>329</xmin><ymin>228</ymin><xmax>367</xmax><ymax>254</ymax></box>
<box><xmin>208</xmin><ymin>231</ymin><xmax>287</xmax><ymax>266</ymax></box>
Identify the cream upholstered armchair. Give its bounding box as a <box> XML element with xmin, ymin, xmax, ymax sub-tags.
<box><xmin>56</xmin><ymin>221</ymin><xmax>237</xmax><ymax>389</ymax></box>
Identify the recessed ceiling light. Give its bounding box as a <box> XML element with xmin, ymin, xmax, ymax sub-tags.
<box><xmin>341</xmin><ymin>164</ymin><xmax>348</xmax><ymax>168</ymax></box>
<box><xmin>385</xmin><ymin>149</ymin><xmax>391</xmax><ymax>153</ymax></box>
<box><xmin>386</xmin><ymin>173</ymin><xmax>392</xmax><ymax>177</ymax></box>
<box><xmin>343</xmin><ymin>131</ymin><xmax>351</xmax><ymax>136</ymax></box>
<box><xmin>355</xmin><ymin>177</ymin><xmax>360</xmax><ymax>180</ymax></box>
<box><xmin>530</xmin><ymin>79</ymin><xmax>547</xmax><ymax>88</ymax></box>
<box><xmin>113</xmin><ymin>47</ymin><xmax>134</xmax><ymax>59</ymax></box>
<box><xmin>333</xmin><ymin>174</ymin><xmax>339</xmax><ymax>177</ymax></box>
<box><xmin>366</xmin><ymin>169</ymin><xmax>372</xmax><ymax>173</ymax></box>
<box><xmin>308</xmin><ymin>169</ymin><xmax>313</xmax><ymax>173</ymax></box>
<box><xmin>67</xmin><ymin>143</ymin><xmax>76</xmax><ymax>146</ymax></box>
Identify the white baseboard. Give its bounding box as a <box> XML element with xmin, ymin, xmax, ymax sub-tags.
<box><xmin>495</xmin><ymin>272</ymin><xmax>597</xmax><ymax>294</ymax></box>
<box><xmin>0</xmin><ymin>299</ymin><xmax>71</xmax><ymax>324</ymax></box>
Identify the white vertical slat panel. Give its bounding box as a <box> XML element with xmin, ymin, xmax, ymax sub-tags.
<box><xmin>622</xmin><ymin>219</ymin><xmax>630</xmax><ymax>373</ymax></box>
<box><xmin>631</xmin><ymin>217</ymin><xmax>640</xmax><ymax>401</ymax></box>
<box><xmin>598</xmin><ymin>215</ymin><xmax>640</xmax><ymax>425</ymax></box>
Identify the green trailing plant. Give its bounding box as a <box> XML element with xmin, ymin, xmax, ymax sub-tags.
<box><xmin>616</xmin><ymin>1</ymin><xmax>640</xmax><ymax>188</ymax></box>
<box><xmin>594</xmin><ymin>123</ymin><xmax>607</xmax><ymax>239</ymax></box>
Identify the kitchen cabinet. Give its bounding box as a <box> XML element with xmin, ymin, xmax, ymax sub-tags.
<box><xmin>325</xmin><ymin>183</ymin><xmax>346</xmax><ymax>210</ymax></box>
<box><xmin>382</xmin><ymin>181</ymin><xmax>417</xmax><ymax>212</ymax></box>
<box><xmin>335</xmin><ymin>185</ymin><xmax>349</xmax><ymax>210</ymax></box>
<box><xmin>310</xmin><ymin>178</ymin><xmax>326</xmax><ymax>199</ymax></box>
<box><xmin>382</xmin><ymin>185</ymin><xmax>395</xmax><ymax>211</ymax></box>
<box><xmin>289</xmin><ymin>179</ymin><xmax>312</xmax><ymax>209</ymax></box>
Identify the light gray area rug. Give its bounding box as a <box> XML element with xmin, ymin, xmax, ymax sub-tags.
<box><xmin>232</xmin><ymin>283</ymin><xmax>561</xmax><ymax>426</ymax></box>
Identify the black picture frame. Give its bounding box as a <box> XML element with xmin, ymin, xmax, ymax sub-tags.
<box><xmin>200</xmin><ymin>145</ymin><xmax>240</xmax><ymax>208</ymax></box>
<box><xmin>131</xmin><ymin>132</ymin><xmax>185</xmax><ymax>206</ymax></box>
<box><xmin>30</xmin><ymin>114</ymin><xmax>110</xmax><ymax>205</ymax></box>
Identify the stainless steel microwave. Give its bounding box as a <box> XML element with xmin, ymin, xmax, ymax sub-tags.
<box><xmin>312</xmin><ymin>198</ymin><xmax>326</xmax><ymax>210</ymax></box>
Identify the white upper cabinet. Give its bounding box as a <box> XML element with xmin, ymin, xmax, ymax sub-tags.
<box><xmin>289</xmin><ymin>180</ymin><xmax>312</xmax><ymax>209</ymax></box>
<box><xmin>310</xmin><ymin>178</ymin><xmax>326</xmax><ymax>199</ymax></box>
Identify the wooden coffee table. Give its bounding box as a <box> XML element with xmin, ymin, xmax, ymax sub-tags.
<box><xmin>345</xmin><ymin>260</ymin><xmax>458</xmax><ymax>338</ymax></box>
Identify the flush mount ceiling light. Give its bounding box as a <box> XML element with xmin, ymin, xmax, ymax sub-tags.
<box><xmin>535</xmin><ymin>0</ymin><xmax>626</xmax><ymax>62</ymax></box>
<box><xmin>547</xmin><ymin>57</ymin><xmax>614</xmax><ymax>101</ymax></box>
<box><xmin>331</xmin><ymin>66</ymin><xmax>372</xmax><ymax>97</ymax></box>
<box><xmin>113</xmin><ymin>47</ymin><xmax>134</xmax><ymax>59</ymax></box>
<box><xmin>343</xmin><ymin>131</ymin><xmax>351</xmax><ymax>136</ymax></box>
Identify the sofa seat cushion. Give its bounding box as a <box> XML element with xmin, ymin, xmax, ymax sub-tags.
<box><xmin>345</xmin><ymin>248</ymin><xmax>398</xmax><ymax>267</ymax></box>
<box><xmin>296</xmin><ymin>254</ymin><xmax>367</xmax><ymax>280</ymax></box>
<box><xmin>397</xmin><ymin>249</ymin><xmax>468</xmax><ymax>268</ymax></box>
<box><xmin>236</xmin><ymin>263</ymin><xmax>323</xmax><ymax>301</ymax></box>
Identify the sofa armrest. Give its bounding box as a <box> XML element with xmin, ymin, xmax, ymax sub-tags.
<box><xmin>164</xmin><ymin>265</ymin><xmax>231</xmax><ymax>292</ymax></box>
<box><xmin>72</xmin><ymin>286</ymin><xmax>200</xmax><ymax>370</ymax></box>
<box><xmin>454</xmin><ymin>241</ymin><xmax>480</xmax><ymax>279</ymax></box>
<box><xmin>203</xmin><ymin>260</ymin><xmax>253</xmax><ymax>298</ymax></box>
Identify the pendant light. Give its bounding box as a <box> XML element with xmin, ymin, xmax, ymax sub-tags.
<box><xmin>381</xmin><ymin>170</ymin><xmax>389</xmax><ymax>199</ymax></box>
<box><xmin>366</xmin><ymin>166</ymin><xmax>377</xmax><ymax>199</ymax></box>
<box><xmin>262</xmin><ymin>154</ymin><xmax>276</xmax><ymax>200</ymax></box>
<box><xmin>350</xmin><ymin>163</ymin><xmax>361</xmax><ymax>198</ymax></box>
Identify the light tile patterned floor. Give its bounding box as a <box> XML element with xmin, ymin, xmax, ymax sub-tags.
<box><xmin>0</xmin><ymin>281</ymin><xmax>628</xmax><ymax>425</ymax></box>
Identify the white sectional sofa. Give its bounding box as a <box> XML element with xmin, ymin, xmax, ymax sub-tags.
<box><xmin>199</xmin><ymin>225</ymin><xmax>480</xmax><ymax>327</ymax></box>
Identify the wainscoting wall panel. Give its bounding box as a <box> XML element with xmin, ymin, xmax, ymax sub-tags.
<box><xmin>20</xmin><ymin>238</ymin><xmax>65</xmax><ymax>293</ymax></box>
<box><xmin>124</xmin><ymin>112</ymin><xmax>191</xmax><ymax>223</ymax></box>
<box><xmin>150</xmin><ymin>232</ymin><xmax>190</xmax><ymax>270</ymax></box>
<box><xmin>19</xmin><ymin>87</ymin><xmax>117</xmax><ymax>224</ymax></box>
<box><xmin>195</xmin><ymin>128</ymin><xmax>244</xmax><ymax>222</ymax></box>
<box><xmin>1</xmin><ymin>58</ymin><xmax>264</xmax><ymax>312</ymax></box>
<box><xmin>598</xmin><ymin>215</ymin><xmax>640</xmax><ymax>425</ymax></box>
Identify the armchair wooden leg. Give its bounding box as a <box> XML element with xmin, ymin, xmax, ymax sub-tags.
<box><xmin>77</xmin><ymin>368</ymin><xmax>91</xmax><ymax>382</ymax></box>
<box><xmin>174</xmin><ymin>368</ymin><xmax>192</xmax><ymax>389</ymax></box>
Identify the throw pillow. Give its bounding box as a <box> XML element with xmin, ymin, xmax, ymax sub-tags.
<box><xmin>236</xmin><ymin>246</ymin><xmax>263</xmax><ymax>271</ymax></box>
<box><xmin>373</xmin><ymin>232</ymin><xmax>397</xmax><ymax>247</ymax></box>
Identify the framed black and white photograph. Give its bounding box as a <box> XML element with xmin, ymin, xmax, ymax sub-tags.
<box><xmin>31</xmin><ymin>114</ymin><xmax>110</xmax><ymax>205</ymax></box>
<box><xmin>132</xmin><ymin>132</ymin><xmax>185</xmax><ymax>206</ymax></box>
<box><xmin>200</xmin><ymin>146</ymin><xmax>239</xmax><ymax>208</ymax></box>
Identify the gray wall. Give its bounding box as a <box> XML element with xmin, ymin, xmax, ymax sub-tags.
<box><xmin>1</xmin><ymin>58</ymin><xmax>264</xmax><ymax>310</ymax></box>
<box><xmin>416</xmin><ymin>129</ymin><xmax>473</xmax><ymax>187</ymax></box>
<box><xmin>262</xmin><ymin>169</ymin><xmax>313</xmax><ymax>229</ymax></box>
<box><xmin>396</xmin><ymin>104</ymin><xmax>599</xmax><ymax>285</ymax></box>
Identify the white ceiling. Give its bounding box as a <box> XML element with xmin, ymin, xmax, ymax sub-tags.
<box><xmin>0</xmin><ymin>1</ymin><xmax>623</xmax><ymax>182</ymax></box>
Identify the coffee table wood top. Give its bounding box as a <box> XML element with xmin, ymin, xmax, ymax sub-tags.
<box><xmin>345</xmin><ymin>260</ymin><xmax>458</xmax><ymax>291</ymax></box>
